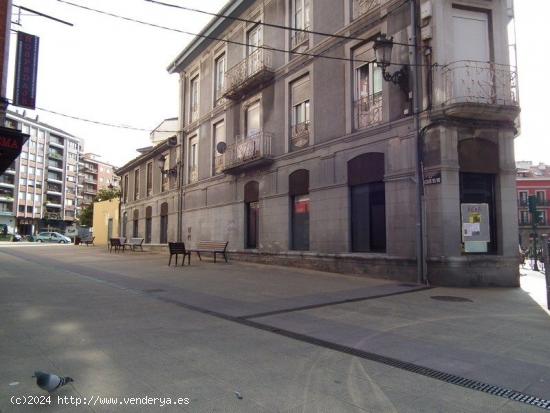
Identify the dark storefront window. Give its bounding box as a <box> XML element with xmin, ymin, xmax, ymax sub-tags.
<box><xmin>348</xmin><ymin>153</ymin><xmax>386</xmax><ymax>253</ymax></box>
<box><xmin>145</xmin><ymin>206</ymin><xmax>152</xmax><ymax>243</ymax></box>
<box><xmin>289</xmin><ymin>169</ymin><xmax>310</xmax><ymax>250</ymax></box>
<box><xmin>160</xmin><ymin>202</ymin><xmax>168</xmax><ymax>244</ymax></box>
<box><xmin>244</xmin><ymin>181</ymin><xmax>259</xmax><ymax>249</ymax></box>
<box><xmin>133</xmin><ymin>209</ymin><xmax>139</xmax><ymax>238</ymax></box>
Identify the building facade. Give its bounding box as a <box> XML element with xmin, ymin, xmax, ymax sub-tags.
<box><xmin>120</xmin><ymin>0</ymin><xmax>519</xmax><ymax>286</ymax></box>
<box><xmin>0</xmin><ymin>111</ymin><xmax>83</xmax><ymax>235</ymax></box>
<box><xmin>117</xmin><ymin>137</ymin><xmax>181</xmax><ymax>245</ymax></box>
<box><xmin>91</xmin><ymin>198</ymin><xmax>120</xmax><ymax>246</ymax></box>
<box><xmin>516</xmin><ymin>161</ymin><xmax>550</xmax><ymax>249</ymax></box>
<box><xmin>78</xmin><ymin>153</ymin><xmax>119</xmax><ymax>213</ymax></box>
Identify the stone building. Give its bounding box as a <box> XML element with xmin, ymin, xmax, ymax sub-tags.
<box><xmin>516</xmin><ymin>161</ymin><xmax>550</xmax><ymax>249</ymax></box>
<box><xmin>121</xmin><ymin>0</ymin><xmax>520</xmax><ymax>286</ymax></box>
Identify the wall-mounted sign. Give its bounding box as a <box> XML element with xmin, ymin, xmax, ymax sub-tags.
<box><xmin>13</xmin><ymin>31</ymin><xmax>39</xmax><ymax>110</ymax></box>
<box><xmin>0</xmin><ymin>126</ymin><xmax>29</xmax><ymax>174</ymax></box>
<box><xmin>423</xmin><ymin>171</ymin><xmax>442</xmax><ymax>185</ymax></box>
<box><xmin>461</xmin><ymin>203</ymin><xmax>491</xmax><ymax>253</ymax></box>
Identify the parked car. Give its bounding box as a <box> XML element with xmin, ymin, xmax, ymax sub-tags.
<box><xmin>12</xmin><ymin>233</ymin><xmax>21</xmax><ymax>242</ymax></box>
<box><xmin>35</xmin><ymin>232</ymin><xmax>71</xmax><ymax>244</ymax></box>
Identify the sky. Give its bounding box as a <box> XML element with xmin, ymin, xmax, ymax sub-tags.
<box><xmin>5</xmin><ymin>0</ymin><xmax>550</xmax><ymax>167</ymax></box>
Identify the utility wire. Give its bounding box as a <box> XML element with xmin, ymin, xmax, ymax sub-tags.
<box><xmin>145</xmin><ymin>0</ymin><xmax>418</xmax><ymax>47</ymax></box>
<box><xmin>56</xmin><ymin>0</ymin><xmax>431</xmax><ymax>66</ymax></box>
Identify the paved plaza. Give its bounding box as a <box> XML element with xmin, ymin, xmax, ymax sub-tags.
<box><xmin>0</xmin><ymin>244</ymin><xmax>549</xmax><ymax>412</ymax></box>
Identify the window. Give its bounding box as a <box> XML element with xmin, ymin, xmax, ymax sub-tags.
<box><xmin>348</xmin><ymin>153</ymin><xmax>386</xmax><ymax>253</ymax></box>
<box><xmin>214</xmin><ymin>54</ymin><xmax>226</xmax><ymax>103</ymax></box>
<box><xmin>188</xmin><ymin>137</ymin><xmax>198</xmax><ymax>183</ymax></box>
<box><xmin>37</xmin><ymin>155</ymin><xmax>43</xmax><ymax>164</ymax></box>
<box><xmin>123</xmin><ymin>174</ymin><xmax>129</xmax><ymax>202</ymax></box>
<box><xmin>290</xmin><ymin>75</ymin><xmax>311</xmax><ymax>150</ymax></box>
<box><xmin>19</xmin><ymin>178</ymin><xmax>27</xmax><ymax>186</ymax></box>
<box><xmin>213</xmin><ymin>121</ymin><xmax>225</xmax><ymax>174</ymax></box>
<box><xmin>29</xmin><ymin>153</ymin><xmax>36</xmax><ymax>162</ymax></box>
<box><xmin>38</xmin><ymin>143</ymin><xmax>44</xmax><ymax>153</ymax></box>
<box><xmin>133</xmin><ymin>210</ymin><xmax>139</xmax><ymax>238</ymax></box>
<box><xmin>30</xmin><ymin>127</ymin><xmax>37</xmax><ymax>138</ymax></box>
<box><xmin>536</xmin><ymin>191</ymin><xmax>546</xmax><ymax>204</ymax></box>
<box><xmin>134</xmin><ymin>169</ymin><xmax>140</xmax><ymax>200</ymax></box>
<box><xmin>38</xmin><ymin>130</ymin><xmax>45</xmax><ymax>142</ymax></box>
<box><xmin>20</xmin><ymin>165</ymin><xmax>27</xmax><ymax>173</ymax></box>
<box><xmin>519</xmin><ymin>210</ymin><xmax>529</xmax><ymax>225</ymax></box>
<box><xmin>18</xmin><ymin>192</ymin><xmax>24</xmax><ymax>200</ymax></box>
<box><xmin>190</xmin><ymin>75</ymin><xmax>200</xmax><ymax>122</ymax></box>
<box><xmin>244</xmin><ymin>181</ymin><xmax>259</xmax><ymax>249</ymax></box>
<box><xmin>28</xmin><ymin>166</ymin><xmax>35</xmax><ymax>175</ymax></box>
<box><xmin>28</xmin><ymin>179</ymin><xmax>35</xmax><ymax>187</ymax></box>
<box><xmin>18</xmin><ymin>205</ymin><xmax>25</xmax><ymax>212</ymax></box>
<box><xmin>161</xmin><ymin>154</ymin><xmax>169</xmax><ymax>192</ymax></box>
<box><xmin>21</xmin><ymin>152</ymin><xmax>28</xmax><ymax>159</ymax></box>
<box><xmin>66</xmin><ymin>199</ymin><xmax>74</xmax><ymax>206</ymax></box>
<box><xmin>247</xmin><ymin>24</ymin><xmax>262</xmax><ymax>55</ymax></box>
<box><xmin>354</xmin><ymin>44</ymin><xmax>383</xmax><ymax>129</ymax></box>
<box><xmin>27</xmin><ymin>205</ymin><xmax>33</xmax><ymax>213</ymax></box>
<box><xmin>160</xmin><ymin>203</ymin><xmax>168</xmax><ymax>244</ymax></box>
<box><xmin>290</xmin><ymin>170</ymin><xmax>310</xmax><ymax>251</ymax></box>
<box><xmin>26</xmin><ymin>193</ymin><xmax>32</xmax><ymax>201</ymax></box>
<box><xmin>34</xmin><ymin>194</ymin><xmax>41</xmax><ymax>203</ymax></box>
<box><xmin>68</xmin><ymin>153</ymin><xmax>77</xmax><ymax>161</ymax></box>
<box><xmin>35</xmin><ymin>168</ymin><xmax>42</xmax><ymax>177</ymax></box>
<box><xmin>540</xmin><ymin>210</ymin><xmax>547</xmax><ymax>225</ymax></box>
<box><xmin>145</xmin><ymin>206</ymin><xmax>152</xmax><ymax>243</ymax></box>
<box><xmin>146</xmin><ymin>162</ymin><xmax>153</xmax><ymax>197</ymax></box>
<box><xmin>29</xmin><ymin>140</ymin><xmax>37</xmax><ymax>151</ymax></box>
<box><xmin>246</xmin><ymin>101</ymin><xmax>261</xmax><ymax>137</ymax></box>
<box><xmin>68</xmin><ymin>141</ymin><xmax>78</xmax><ymax>151</ymax></box>
<box><xmin>291</xmin><ymin>0</ymin><xmax>310</xmax><ymax>48</ymax></box>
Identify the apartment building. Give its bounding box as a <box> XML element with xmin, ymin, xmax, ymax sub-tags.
<box><xmin>78</xmin><ymin>153</ymin><xmax>120</xmax><ymax>212</ymax></box>
<box><xmin>517</xmin><ymin>161</ymin><xmax>550</xmax><ymax>249</ymax></box>
<box><xmin>0</xmin><ymin>111</ymin><xmax>83</xmax><ymax>235</ymax></box>
<box><xmin>121</xmin><ymin>0</ymin><xmax>519</xmax><ymax>286</ymax></box>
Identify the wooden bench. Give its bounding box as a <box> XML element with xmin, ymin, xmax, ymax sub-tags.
<box><xmin>81</xmin><ymin>236</ymin><xmax>95</xmax><ymax>246</ymax></box>
<box><xmin>109</xmin><ymin>238</ymin><xmax>124</xmax><ymax>253</ymax></box>
<box><xmin>125</xmin><ymin>237</ymin><xmax>144</xmax><ymax>251</ymax></box>
<box><xmin>189</xmin><ymin>241</ymin><xmax>229</xmax><ymax>263</ymax></box>
<box><xmin>168</xmin><ymin>242</ymin><xmax>191</xmax><ymax>266</ymax></box>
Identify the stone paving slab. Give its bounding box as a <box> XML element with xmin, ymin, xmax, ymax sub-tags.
<box><xmin>0</xmin><ymin>245</ymin><xmax>548</xmax><ymax>412</ymax></box>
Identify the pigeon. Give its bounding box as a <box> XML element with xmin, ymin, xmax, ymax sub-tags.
<box><xmin>33</xmin><ymin>371</ymin><xmax>73</xmax><ymax>393</ymax></box>
<box><xmin>234</xmin><ymin>391</ymin><xmax>243</xmax><ymax>400</ymax></box>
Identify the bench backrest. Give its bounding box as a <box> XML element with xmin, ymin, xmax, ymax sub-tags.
<box><xmin>197</xmin><ymin>240</ymin><xmax>228</xmax><ymax>251</ymax></box>
<box><xmin>169</xmin><ymin>242</ymin><xmax>187</xmax><ymax>254</ymax></box>
<box><xmin>129</xmin><ymin>237</ymin><xmax>144</xmax><ymax>245</ymax></box>
<box><xmin>110</xmin><ymin>238</ymin><xmax>121</xmax><ymax>246</ymax></box>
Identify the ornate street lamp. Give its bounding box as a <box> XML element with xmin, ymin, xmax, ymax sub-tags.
<box><xmin>157</xmin><ymin>154</ymin><xmax>177</xmax><ymax>177</ymax></box>
<box><xmin>373</xmin><ymin>34</ymin><xmax>409</xmax><ymax>95</ymax></box>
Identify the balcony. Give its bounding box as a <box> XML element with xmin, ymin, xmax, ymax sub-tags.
<box><xmin>223</xmin><ymin>49</ymin><xmax>274</xmax><ymax>100</ymax></box>
<box><xmin>47</xmin><ymin>175</ymin><xmax>63</xmax><ymax>183</ymax></box>
<box><xmin>48</xmin><ymin>151</ymin><xmax>64</xmax><ymax>161</ymax></box>
<box><xmin>291</xmin><ymin>27</ymin><xmax>310</xmax><ymax>50</ymax></box>
<box><xmin>354</xmin><ymin>92</ymin><xmax>383</xmax><ymax>130</ymax></box>
<box><xmin>433</xmin><ymin>60</ymin><xmax>520</xmax><ymax>122</ymax></box>
<box><xmin>83</xmin><ymin>187</ymin><xmax>97</xmax><ymax>195</ymax></box>
<box><xmin>353</xmin><ymin>0</ymin><xmax>381</xmax><ymax>20</ymax></box>
<box><xmin>220</xmin><ymin>131</ymin><xmax>274</xmax><ymax>174</ymax></box>
<box><xmin>290</xmin><ymin>121</ymin><xmax>311</xmax><ymax>151</ymax></box>
<box><xmin>0</xmin><ymin>206</ymin><xmax>13</xmax><ymax>216</ymax></box>
<box><xmin>44</xmin><ymin>211</ymin><xmax>62</xmax><ymax>220</ymax></box>
<box><xmin>0</xmin><ymin>195</ymin><xmax>14</xmax><ymax>202</ymax></box>
<box><xmin>48</xmin><ymin>162</ymin><xmax>63</xmax><ymax>172</ymax></box>
<box><xmin>0</xmin><ymin>179</ymin><xmax>15</xmax><ymax>188</ymax></box>
<box><xmin>188</xmin><ymin>166</ymin><xmax>198</xmax><ymax>183</ymax></box>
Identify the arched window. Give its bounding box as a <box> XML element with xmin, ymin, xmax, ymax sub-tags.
<box><xmin>244</xmin><ymin>181</ymin><xmax>259</xmax><ymax>249</ymax></box>
<box><xmin>348</xmin><ymin>153</ymin><xmax>386</xmax><ymax>252</ymax></box>
<box><xmin>289</xmin><ymin>169</ymin><xmax>309</xmax><ymax>250</ymax></box>
<box><xmin>133</xmin><ymin>209</ymin><xmax>139</xmax><ymax>238</ymax></box>
<box><xmin>160</xmin><ymin>202</ymin><xmax>168</xmax><ymax>244</ymax></box>
<box><xmin>458</xmin><ymin>139</ymin><xmax>498</xmax><ymax>254</ymax></box>
<box><xmin>145</xmin><ymin>206</ymin><xmax>152</xmax><ymax>244</ymax></box>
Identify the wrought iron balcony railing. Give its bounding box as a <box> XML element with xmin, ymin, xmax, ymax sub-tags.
<box><xmin>291</xmin><ymin>27</ymin><xmax>310</xmax><ymax>50</ymax></box>
<box><xmin>435</xmin><ymin>60</ymin><xmax>519</xmax><ymax>109</ymax></box>
<box><xmin>214</xmin><ymin>155</ymin><xmax>225</xmax><ymax>175</ymax></box>
<box><xmin>353</xmin><ymin>0</ymin><xmax>381</xmax><ymax>20</ymax></box>
<box><xmin>189</xmin><ymin>165</ymin><xmax>198</xmax><ymax>183</ymax></box>
<box><xmin>220</xmin><ymin>131</ymin><xmax>274</xmax><ymax>174</ymax></box>
<box><xmin>290</xmin><ymin>121</ymin><xmax>310</xmax><ymax>150</ymax></box>
<box><xmin>223</xmin><ymin>48</ymin><xmax>274</xmax><ymax>100</ymax></box>
<box><xmin>354</xmin><ymin>92</ymin><xmax>383</xmax><ymax>130</ymax></box>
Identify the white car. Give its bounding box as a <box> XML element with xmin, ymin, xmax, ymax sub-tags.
<box><xmin>35</xmin><ymin>232</ymin><xmax>71</xmax><ymax>244</ymax></box>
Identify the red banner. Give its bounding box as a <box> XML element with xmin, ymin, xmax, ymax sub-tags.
<box><xmin>13</xmin><ymin>31</ymin><xmax>39</xmax><ymax>109</ymax></box>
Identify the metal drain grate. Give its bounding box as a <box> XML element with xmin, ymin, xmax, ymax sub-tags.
<box><xmin>431</xmin><ymin>295</ymin><xmax>473</xmax><ymax>303</ymax></box>
<box><xmin>142</xmin><ymin>288</ymin><xmax>165</xmax><ymax>293</ymax></box>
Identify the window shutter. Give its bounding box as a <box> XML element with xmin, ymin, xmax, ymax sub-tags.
<box><xmin>291</xmin><ymin>75</ymin><xmax>310</xmax><ymax>106</ymax></box>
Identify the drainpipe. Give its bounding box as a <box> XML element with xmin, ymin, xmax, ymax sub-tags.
<box><xmin>411</xmin><ymin>0</ymin><xmax>427</xmax><ymax>284</ymax></box>
<box><xmin>177</xmin><ymin>71</ymin><xmax>186</xmax><ymax>242</ymax></box>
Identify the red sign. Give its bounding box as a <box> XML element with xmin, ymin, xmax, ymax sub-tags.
<box><xmin>13</xmin><ymin>31</ymin><xmax>39</xmax><ymax>109</ymax></box>
<box><xmin>0</xmin><ymin>136</ymin><xmax>18</xmax><ymax>149</ymax></box>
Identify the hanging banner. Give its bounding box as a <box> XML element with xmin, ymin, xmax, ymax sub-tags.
<box><xmin>13</xmin><ymin>31</ymin><xmax>39</xmax><ymax>109</ymax></box>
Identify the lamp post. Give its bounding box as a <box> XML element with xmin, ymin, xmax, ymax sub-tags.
<box><xmin>373</xmin><ymin>0</ymin><xmax>426</xmax><ymax>284</ymax></box>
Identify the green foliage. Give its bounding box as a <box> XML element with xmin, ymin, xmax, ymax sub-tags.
<box><xmin>78</xmin><ymin>187</ymin><xmax>120</xmax><ymax>227</ymax></box>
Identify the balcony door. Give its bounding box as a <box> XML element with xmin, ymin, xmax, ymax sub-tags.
<box><xmin>247</xmin><ymin>24</ymin><xmax>262</xmax><ymax>74</ymax></box>
<box><xmin>451</xmin><ymin>7</ymin><xmax>492</xmax><ymax>103</ymax></box>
